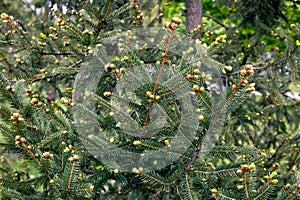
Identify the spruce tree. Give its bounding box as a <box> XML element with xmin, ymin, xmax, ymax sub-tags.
<box><xmin>0</xmin><ymin>0</ymin><xmax>299</xmax><ymax>199</ymax></box>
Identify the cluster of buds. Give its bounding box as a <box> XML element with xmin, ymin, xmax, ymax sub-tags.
<box><xmin>133</xmin><ymin>0</ymin><xmax>139</xmax><ymax>9</ymax></box>
<box><xmin>271</xmin><ymin>31</ymin><xmax>280</xmax><ymax>39</ymax></box>
<box><xmin>1</xmin><ymin>13</ymin><xmax>14</xmax><ymax>24</ymax></box>
<box><xmin>63</xmin><ymin>144</ymin><xmax>73</xmax><ymax>153</ymax></box>
<box><xmin>49</xmin><ymin>34</ymin><xmax>57</xmax><ymax>40</ymax></box>
<box><xmin>205</xmin><ymin>30</ymin><xmax>214</xmax><ymax>37</ymax></box>
<box><xmin>5</xmin><ymin>86</ymin><xmax>15</xmax><ymax>93</ymax></box>
<box><xmin>43</xmin><ymin>152</ymin><xmax>54</xmax><ymax>159</ymax></box>
<box><xmin>38</xmin><ymin>41</ymin><xmax>47</xmax><ymax>47</ymax></box>
<box><xmin>104</xmin><ymin>63</ymin><xmax>115</xmax><ymax>72</ymax></box>
<box><xmin>240</xmin><ymin>79</ymin><xmax>248</xmax><ymax>87</ymax></box>
<box><xmin>215</xmin><ymin>34</ymin><xmax>227</xmax><ymax>44</ymax></box>
<box><xmin>15</xmin><ymin>135</ymin><xmax>26</xmax><ymax>145</ymax></box>
<box><xmin>113</xmin><ymin>68</ymin><xmax>125</xmax><ymax>80</ymax></box>
<box><xmin>240</xmin><ymin>64</ymin><xmax>254</xmax><ymax>76</ymax></box>
<box><xmin>188</xmin><ymin>25</ymin><xmax>202</xmax><ymax>36</ymax></box>
<box><xmin>30</xmin><ymin>98</ymin><xmax>42</xmax><ymax>107</ymax></box>
<box><xmin>16</xmin><ymin>58</ymin><xmax>24</xmax><ymax>64</ymax></box>
<box><xmin>103</xmin><ymin>91</ymin><xmax>112</xmax><ymax>97</ymax></box>
<box><xmin>187</xmin><ymin>68</ymin><xmax>200</xmax><ymax>80</ymax></box>
<box><xmin>237</xmin><ymin>163</ymin><xmax>256</xmax><ymax>175</ymax></box>
<box><xmin>11</xmin><ymin>113</ymin><xmax>24</xmax><ymax>122</ymax></box>
<box><xmin>40</xmin><ymin>33</ymin><xmax>46</xmax><ymax>40</ymax></box>
<box><xmin>1</xmin><ymin>13</ymin><xmax>9</xmax><ymax>20</ymax></box>
<box><xmin>56</xmin><ymin>19</ymin><xmax>65</xmax><ymax>27</ymax></box>
<box><xmin>262</xmin><ymin>171</ymin><xmax>279</xmax><ymax>185</ymax></box>
<box><xmin>146</xmin><ymin>91</ymin><xmax>160</xmax><ymax>102</ymax></box>
<box><xmin>245</xmin><ymin>83</ymin><xmax>255</xmax><ymax>93</ymax></box>
<box><xmin>60</xmin><ymin>97</ymin><xmax>74</xmax><ymax>106</ymax></box>
<box><xmin>26</xmin><ymin>88</ymin><xmax>32</xmax><ymax>96</ymax></box>
<box><xmin>165</xmin><ymin>17</ymin><xmax>182</xmax><ymax>30</ymax></box>
<box><xmin>192</xmin><ymin>85</ymin><xmax>205</xmax><ymax>93</ymax></box>
<box><xmin>132</xmin><ymin>167</ymin><xmax>144</xmax><ymax>174</ymax></box>
<box><xmin>82</xmin><ymin>29</ymin><xmax>92</xmax><ymax>35</ymax></box>
<box><xmin>49</xmin><ymin>26</ymin><xmax>57</xmax><ymax>32</ymax></box>
<box><xmin>68</xmin><ymin>155</ymin><xmax>79</xmax><ymax>163</ymax></box>
<box><xmin>63</xmin><ymin>41</ymin><xmax>70</xmax><ymax>46</ymax></box>
<box><xmin>51</xmin><ymin>8</ymin><xmax>58</xmax><ymax>14</ymax></box>
<box><xmin>136</xmin><ymin>12</ymin><xmax>144</xmax><ymax>20</ymax></box>
<box><xmin>263</xmin><ymin>171</ymin><xmax>277</xmax><ymax>180</ymax></box>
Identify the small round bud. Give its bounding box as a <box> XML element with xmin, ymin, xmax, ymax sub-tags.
<box><xmin>198</xmin><ymin>115</ymin><xmax>204</xmax><ymax>121</ymax></box>
<box><xmin>240</xmin><ymin>69</ymin><xmax>247</xmax><ymax>76</ymax></box>
<box><xmin>133</xmin><ymin>140</ymin><xmax>142</xmax><ymax>146</ymax></box>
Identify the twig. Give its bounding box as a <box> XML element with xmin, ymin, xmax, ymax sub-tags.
<box><xmin>202</xmin><ymin>14</ymin><xmax>229</xmax><ymax>29</ymax></box>
<box><xmin>67</xmin><ymin>59</ymin><xmax>84</xmax><ymax>68</ymax></box>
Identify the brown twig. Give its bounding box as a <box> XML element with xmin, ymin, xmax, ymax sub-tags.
<box><xmin>202</xmin><ymin>14</ymin><xmax>229</xmax><ymax>30</ymax></box>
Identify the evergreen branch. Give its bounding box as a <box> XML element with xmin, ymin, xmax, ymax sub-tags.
<box><xmin>160</xmin><ymin>80</ymin><xmax>189</xmax><ymax>97</ymax></box>
<box><xmin>21</xmin><ymin>143</ymin><xmax>41</xmax><ymax>165</ymax></box>
<box><xmin>221</xmin><ymin>75</ymin><xmax>247</xmax><ymax>112</ymax></box>
<box><xmin>0</xmin><ymin>40</ymin><xmax>22</xmax><ymax>47</ymax></box>
<box><xmin>140</xmin><ymin>142</ymin><xmax>190</xmax><ymax>158</ymax></box>
<box><xmin>142</xmin><ymin>172</ymin><xmax>166</xmax><ymax>185</ymax></box>
<box><xmin>217</xmin><ymin>192</ymin><xmax>236</xmax><ymax>200</ymax></box>
<box><xmin>197</xmin><ymin>93</ymin><xmax>214</xmax><ymax>114</ymax></box>
<box><xmin>73</xmin><ymin>104</ymin><xmax>102</xmax><ymax>127</ymax></box>
<box><xmin>117</xmin><ymin>74</ymin><xmax>146</xmax><ymax>97</ymax></box>
<box><xmin>104</xmin><ymin>0</ymin><xmax>114</xmax><ymax>20</ymax></box>
<box><xmin>185</xmin><ymin>172</ymin><xmax>194</xmax><ymax>200</ymax></box>
<box><xmin>253</xmin><ymin>184</ymin><xmax>272</xmax><ymax>200</ymax></box>
<box><xmin>68</xmin><ymin>162</ymin><xmax>76</xmax><ymax>189</ymax></box>
<box><xmin>154</xmin><ymin>30</ymin><xmax>175</xmax><ymax>92</ymax></box>
<box><xmin>0</xmin><ymin>50</ymin><xmax>12</xmax><ymax>69</ymax></box>
<box><xmin>63</xmin><ymin>25</ymin><xmax>85</xmax><ymax>43</ymax></box>
<box><xmin>67</xmin><ymin>59</ymin><xmax>84</xmax><ymax>68</ymax></box>
<box><xmin>176</xmin><ymin>184</ymin><xmax>184</xmax><ymax>200</ymax></box>
<box><xmin>36</xmin><ymin>51</ymin><xmax>74</xmax><ymax>56</ymax></box>
<box><xmin>284</xmin><ymin>187</ymin><xmax>299</xmax><ymax>200</ymax></box>
<box><xmin>229</xmin><ymin>47</ymin><xmax>298</xmax><ymax>76</ymax></box>
<box><xmin>154</xmin><ymin>102</ymin><xmax>177</xmax><ymax>127</ymax></box>
<box><xmin>83</xmin><ymin>0</ymin><xmax>101</xmax><ymax>21</ymax></box>
<box><xmin>194</xmin><ymin>167</ymin><xmax>239</xmax><ymax>175</ymax></box>
<box><xmin>243</xmin><ymin>172</ymin><xmax>249</xmax><ymax>199</ymax></box>
<box><xmin>108</xmin><ymin>2</ymin><xmax>132</xmax><ymax>21</ymax></box>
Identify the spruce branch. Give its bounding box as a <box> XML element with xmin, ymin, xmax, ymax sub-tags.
<box><xmin>185</xmin><ymin>172</ymin><xmax>193</xmax><ymax>200</ymax></box>
<box><xmin>154</xmin><ymin>30</ymin><xmax>175</xmax><ymax>92</ymax></box>
<box><xmin>103</xmin><ymin>0</ymin><xmax>115</xmax><ymax>20</ymax></box>
<box><xmin>254</xmin><ymin>184</ymin><xmax>272</xmax><ymax>200</ymax></box>
<box><xmin>243</xmin><ymin>172</ymin><xmax>249</xmax><ymax>199</ymax></box>
<box><xmin>194</xmin><ymin>167</ymin><xmax>239</xmax><ymax>175</ymax></box>
<box><xmin>83</xmin><ymin>0</ymin><xmax>102</xmax><ymax>21</ymax></box>
<box><xmin>228</xmin><ymin>47</ymin><xmax>298</xmax><ymax>76</ymax></box>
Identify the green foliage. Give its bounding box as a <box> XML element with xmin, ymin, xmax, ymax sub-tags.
<box><xmin>0</xmin><ymin>0</ymin><xmax>300</xmax><ymax>200</ymax></box>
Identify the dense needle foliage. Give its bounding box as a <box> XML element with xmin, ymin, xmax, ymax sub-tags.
<box><xmin>0</xmin><ymin>0</ymin><xmax>299</xmax><ymax>199</ymax></box>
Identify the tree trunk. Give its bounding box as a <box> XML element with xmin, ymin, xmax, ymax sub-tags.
<box><xmin>185</xmin><ymin>0</ymin><xmax>202</xmax><ymax>38</ymax></box>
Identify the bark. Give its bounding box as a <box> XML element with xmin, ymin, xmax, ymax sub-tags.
<box><xmin>185</xmin><ymin>0</ymin><xmax>202</xmax><ymax>38</ymax></box>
